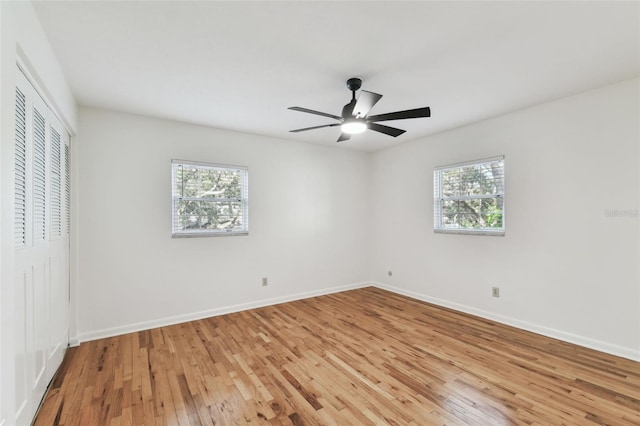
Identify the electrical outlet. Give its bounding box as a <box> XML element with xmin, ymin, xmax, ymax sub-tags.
<box><xmin>387</xmin><ymin>270</ymin><xmax>393</xmax><ymax>277</ymax></box>
<box><xmin>492</xmin><ymin>287</ymin><xmax>500</xmax><ymax>298</ymax></box>
<box><xmin>262</xmin><ymin>277</ymin><xmax>268</xmax><ymax>286</ymax></box>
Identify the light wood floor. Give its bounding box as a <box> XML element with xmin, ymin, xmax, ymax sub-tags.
<box><xmin>35</xmin><ymin>287</ymin><xmax>639</xmax><ymax>425</ymax></box>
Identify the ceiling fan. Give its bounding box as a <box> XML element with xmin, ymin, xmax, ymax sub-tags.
<box><xmin>288</xmin><ymin>77</ymin><xmax>431</xmax><ymax>142</ymax></box>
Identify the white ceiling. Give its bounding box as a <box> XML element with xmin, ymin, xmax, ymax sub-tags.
<box><xmin>33</xmin><ymin>1</ymin><xmax>639</xmax><ymax>152</ymax></box>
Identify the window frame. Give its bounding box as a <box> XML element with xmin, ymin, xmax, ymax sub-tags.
<box><xmin>171</xmin><ymin>159</ymin><xmax>249</xmax><ymax>238</ymax></box>
<box><xmin>433</xmin><ymin>155</ymin><xmax>505</xmax><ymax>236</ymax></box>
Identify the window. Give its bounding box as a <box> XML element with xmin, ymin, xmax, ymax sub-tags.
<box><xmin>434</xmin><ymin>156</ymin><xmax>504</xmax><ymax>235</ymax></box>
<box><xmin>171</xmin><ymin>160</ymin><xmax>248</xmax><ymax>237</ymax></box>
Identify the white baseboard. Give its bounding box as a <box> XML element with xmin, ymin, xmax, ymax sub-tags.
<box><xmin>372</xmin><ymin>281</ymin><xmax>640</xmax><ymax>362</ymax></box>
<box><xmin>75</xmin><ymin>280</ymin><xmax>639</xmax><ymax>362</ymax></box>
<box><xmin>77</xmin><ymin>281</ymin><xmax>370</xmax><ymax>343</ymax></box>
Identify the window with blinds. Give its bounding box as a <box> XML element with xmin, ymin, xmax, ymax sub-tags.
<box><xmin>50</xmin><ymin>127</ymin><xmax>62</xmax><ymax>239</ymax></box>
<box><xmin>33</xmin><ymin>107</ymin><xmax>47</xmax><ymax>244</ymax></box>
<box><xmin>15</xmin><ymin>87</ymin><xmax>27</xmax><ymax>248</ymax></box>
<box><xmin>171</xmin><ymin>160</ymin><xmax>249</xmax><ymax>237</ymax></box>
<box><xmin>434</xmin><ymin>156</ymin><xmax>505</xmax><ymax>235</ymax></box>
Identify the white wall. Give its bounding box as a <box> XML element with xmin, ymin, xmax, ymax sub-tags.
<box><xmin>0</xmin><ymin>2</ymin><xmax>77</xmax><ymax>424</ymax></box>
<box><xmin>370</xmin><ymin>78</ymin><xmax>640</xmax><ymax>360</ymax></box>
<box><xmin>75</xmin><ymin>107</ymin><xmax>371</xmax><ymax>341</ymax></box>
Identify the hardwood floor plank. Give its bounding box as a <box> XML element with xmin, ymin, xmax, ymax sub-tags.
<box><xmin>35</xmin><ymin>287</ymin><xmax>640</xmax><ymax>425</ymax></box>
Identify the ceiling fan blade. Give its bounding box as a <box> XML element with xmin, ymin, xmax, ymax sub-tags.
<box><xmin>341</xmin><ymin>99</ymin><xmax>356</xmax><ymax>119</ymax></box>
<box><xmin>289</xmin><ymin>123</ymin><xmax>340</xmax><ymax>133</ymax></box>
<box><xmin>368</xmin><ymin>122</ymin><xmax>406</xmax><ymax>137</ymax></box>
<box><xmin>337</xmin><ymin>133</ymin><xmax>351</xmax><ymax>143</ymax></box>
<box><xmin>367</xmin><ymin>106</ymin><xmax>431</xmax><ymax>122</ymax></box>
<box><xmin>353</xmin><ymin>90</ymin><xmax>382</xmax><ymax>118</ymax></box>
<box><xmin>288</xmin><ymin>106</ymin><xmax>342</xmax><ymax>121</ymax></box>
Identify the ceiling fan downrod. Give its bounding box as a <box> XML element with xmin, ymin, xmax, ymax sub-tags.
<box><xmin>346</xmin><ymin>77</ymin><xmax>362</xmax><ymax>100</ymax></box>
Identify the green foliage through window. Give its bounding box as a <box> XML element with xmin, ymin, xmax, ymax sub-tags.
<box><xmin>434</xmin><ymin>157</ymin><xmax>504</xmax><ymax>234</ymax></box>
<box><xmin>172</xmin><ymin>160</ymin><xmax>248</xmax><ymax>236</ymax></box>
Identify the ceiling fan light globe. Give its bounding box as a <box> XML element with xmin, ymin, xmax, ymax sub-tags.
<box><xmin>341</xmin><ymin>121</ymin><xmax>367</xmax><ymax>135</ymax></box>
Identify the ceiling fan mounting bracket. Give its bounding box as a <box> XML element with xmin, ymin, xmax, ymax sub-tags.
<box><xmin>346</xmin><ymin>77</ymin><xmax>362</xmax><ymax>92</ymax></box>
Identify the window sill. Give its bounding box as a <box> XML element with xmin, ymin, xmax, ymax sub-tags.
<box><xmin>172</xmin><ymin>231</ymin><xmax>249</xmax><ymax>238</ymax></box>
<box><xmin>434</xmin><ymin>229</ymin><xmax>505</xmax><ymax>236</ymax></box>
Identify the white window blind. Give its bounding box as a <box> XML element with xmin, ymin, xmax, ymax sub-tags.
<box><xmin>50</xmin><ymin>127</ymin><xmax>62</xmax><ymax>239</ymax></box>
<box><xmin>171</xmin><ymin>160</ymin><xmax>249</xmax><ymax>237</ymax></box>
<box><xmin>65</xmin><ymin>143</ymin><xmax>71</xmax><ymax>235</ymax></box>
<box><xmin>434</xmin><ymin>156</ymin><xmax>505</xmax><ymax>235</ymax></box>
<box><xmin>15</xmin><ymin>87</ymin><xmax>27</xmax><ymax>248</ymax></box>
<box><xmin>33</xmin><ymin>107</ymin><xmax>47</xmax><ymax>244</ymax></box>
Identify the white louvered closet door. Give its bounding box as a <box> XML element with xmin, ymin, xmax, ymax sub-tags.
<box><xmin>13</xmin><ymin>68</ymin><xmax>70</xmax><ymax>426</ymax></box>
